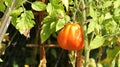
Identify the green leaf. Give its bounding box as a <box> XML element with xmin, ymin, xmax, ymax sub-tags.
<box><xmin>87</xmin><ymin>19</ymin><xmax>97</xmax><ymax>34</ymax></box>
<box><xmin>42</xmin><ymin>16</ymin><xmax>58</xmax><ymax>24</ymax></box>
<box><xmin>0</xmin><ymin>58</ymin><xmax>3</xmax><ymax>62</ymax></box>
<box><xmin>94</xmin><ymin>24</ymin><xmax>101</xmax><ymax>35</ymax></box>
<box><xmin>46</xmin><ymin>3</ymin><xmax>53</xmax><ymax>16</ymax></box>
<box><xmin>10</xmin><ymin>7</ymin><xmax>24</xmax><ymax>26</ymax></box>
<box><xmin>10</xmin><ymin>7</ymin><xmax>24</xmax><ymax>17</ymax></box>
<box><xmin>64</xmin><ymin>15</ymin><xmax>70</xmax><ymax>22</ymax></box>
<box><xmin>31</xmin><ymin>1</ymin><xmax>46</xmax><ymax>11</ymax></box>
<box><xmin>51</xmin><ymin>49</ymin><xmax>57</xmax><ymax>58</ymax></box>
<box><xmin>40</xmin><ymin>15</ymin><xmax>69</xmax><ymax>43</ymax></box>
<box><xmin>40</xmin><ymin>23</ymin><xmax>51</xmax><ymax>43</ymax></box>
<box><xmin>114</xmin><ymin>0</ymin><xmax>120</xmax><ymax>8</ymax></box>
<box><xmin>13</xmin><ymin>60</ymin><xmax>18</xmax><ymax>67</ymax></box>
<box><xmin>113</xmin><ymin>8</ymin><xmax>120</xmax><ymax>16</ymax></box>
<box><xmin>0</xmin><ymin>1</ymin><xmax>5</xmax><ymax>12</ymax></box>
<box><xmin>105</xmin><ymin>12</ymin><xmax>112</xmax><ymax>19</ymax></box>
<box><xmin>98</xmin><ymin>15</ymin><xmax>104</xmax><ymax>24</ymax></box>
<box><xmin>47</xmin><ymin>4</ymin><xmax>65</xmax><ymax>17</ymax></box>
<box><xmin>15</xmin><ymin>0</ymin><xmax>26</xmax><ymax>8</ymax></box>
<box><xmin>107</xmin><ymin>46</ymin><xmax>120</xmax><ymax>59</ymax></box>
<box><xmin>5</xmin><ymin>0</ymin><xmax>12</xmax><ymax>7</ymax></box>
<box><xmin>50</xmin><ymin>22</ymin><xmax>56</xmax><ymax>32</ymax></box>
<box><xmin>89</xmin><ymin>6</ymin><xmax>97</xmax><ymax>19</ymax></box>
<box><xmin>103</xmin><ymin>1</ymin><xmax>112</xmax><ymax>8</ymax></box>
<box><xmin>89</xmin><ymin>36</ymin><xmax>105</xmax><ymax>50</ymax></box>
<box><xmin>103</xmin><ymin>19</ymin><xmax>118</xmax><ymax>34</ymax></box>
<box><xmin>46</xmin><ymin>2</ymin><xmax>65</xmax><ymax>17</ymax></box>
<box><xmin>11</xmin><ymin>17</ymin><xmax>18</xmax><ymax>26</ymax></box>
<box><xmin>56</xmin><ymin>15</ymin><xmax>70</xmax><ymax>31</ymax></box>
<box><xmin>61</xmin><ymin>0</ymin><xmax>69</xmax><ymax>11</ymax></box>
<box><xmin>16</xmin><ymin>11</ymin><xmax>35</xmax><ymax>37</ymax></box>
<box><xmin>57</xmin><ymin>9</ymin><xmax>66</xmax><ymax>18</ymax></box>
<box><xmin>56</xmin><ymin>18</ymin><xmax>65</xmax><ymax>31</ymax></box>
<box><xmin>50</xmin><ymin>0</ymin><xmax>61</xmax><ymax>5</ymax></box>
<box><xmin>106</xmin><ymin>46</ymin><xmax>120</xmax><ymax>65</ymax></box>
<box><xmin>118</xmin><ymin>54</ymin><xmax>120</xmax><ymax>67</ymax></box>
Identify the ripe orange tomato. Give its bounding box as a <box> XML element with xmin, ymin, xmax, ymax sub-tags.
<box><xmin>57</xmin><ymin>22</ymin><xmax>84</xmax><ymax>50</ymax></box>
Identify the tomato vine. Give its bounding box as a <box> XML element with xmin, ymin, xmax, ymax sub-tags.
<box><xmin>1</xmin><ymin>0</ymin><xmax>120</xmax><ymax>67</ymax></box>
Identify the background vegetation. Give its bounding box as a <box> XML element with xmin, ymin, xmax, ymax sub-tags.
<box><xmin>0</xmin><ymin>0</ymin><xmax>120</xmax><ymax>67</ymax></box>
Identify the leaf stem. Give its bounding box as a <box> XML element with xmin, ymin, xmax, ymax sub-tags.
<box><xmin>72</xmin><ymin>0</ymin><xmax>78</xmax><ymax>22</ymax></box>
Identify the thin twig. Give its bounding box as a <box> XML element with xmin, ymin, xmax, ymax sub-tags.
<box><xmin>3</xmin><ymin>31</ymin><xmax>18</xmax><ymax>53</ymax></box>
<box><xmin>54</xmin><ymin>49</ymin><xmax>64</xmax><ymax>67</ymax></box>
<box><xmin>26</xmin><ymin>44</ymin><xmax>59</xmax><ymax>48</ymax></box>
<box><xmin>0</xmin><ymin>0</ymin><xmax>16</xmax><ymax>44</ymax></box>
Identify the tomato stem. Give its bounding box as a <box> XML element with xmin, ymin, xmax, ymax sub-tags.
<box><xmin>72</xmin><ymin>0</ymin><xmax>77</xmax><ymax>22</ymax></box>
<box><xmin>81</xmin><ymin>0</ymin><xmax>90</xmax><ymax>67</ymax></box>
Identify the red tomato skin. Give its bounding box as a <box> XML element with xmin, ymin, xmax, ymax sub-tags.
<box><xmin>57</xmin><ymin>23</ymin><xmax>84</xmax><ymax>50</ymax></box>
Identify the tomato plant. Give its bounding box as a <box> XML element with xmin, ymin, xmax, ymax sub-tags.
<box><xmin>1</xmin><ymin>0</ymin><xmax>120</xmax><ymax>67</ymax></box>
<box><xmin>57</xmin><ymin>22</ymin><xmax>84</xmax><ymax>50</ymax></box>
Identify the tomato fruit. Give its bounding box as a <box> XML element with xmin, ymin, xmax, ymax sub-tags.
<box><xmin>57</xmin><ymin>22</ymin><xmax>84</xmax><ymax>50</ymax></box>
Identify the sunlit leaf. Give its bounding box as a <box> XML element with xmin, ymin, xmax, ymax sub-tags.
<box><xmin>46</xmin><ymin>3</ymin><xmax>53</xmax><ymax>16</ymax></box>
<box><xmin>50</xmin><ymin>22</ymin><xmax>56</xmax><ymax>32</ymax></box>
<box><xmin>42</xmin><ymin>16</ymin><xmax>58</xmax><ymax>24</ymax></box>
<box><xmin>5</xmin><ymin>0</ymin><xmax>12</xmax><ymax>7</ymax></box>
<box><xmin>0</xmin><ymin>58</ymin><xmax>3</xmax><ymax>62</ymax></box>
<box><xmin>56</xmin><ymin>18</ymin><xmax>65</xmax><ymax>31</ymax></box>
<box><xmin>31</xmin><ymin>1</ymin><xmax>46</xmax><ymax>11</ymax></box>
<box><xmin>103</xmin><ymin>1</ymin><xmax>112</xmax><ymax>8</ymax></box>
<box><xmin>16</xmin><ymin>11</ymin><xmax>35</xmax><ymax>38</ymax></box>
<box><xmin>98</xmin><ymin>15</ymin><xmax>104</xmax><ymax>24</ymax></box>
<box><xmin>89</xmin><ymin>6</ymin><xmax>97</xmax><ymax>19</ymax></box>
<box><xmin>113</xmin><ymin>8</ymin><xmax>120</xmax><ymax>16</ymax></box>
<box><xmin>10</xmin><ymin>7</ymin><xmax>24</xmax><ymax>17</ymax></box>
<box><xmin>103</xmin><ymin>19</ymin><xmax>118</xmax><ymax>34</ymax></box>
<box><xmin>50</xmin><ymin>0</ymin><xmax>61</xmax><ymax>5</ymax></box>
<box><xmin>47</xmin><ymin>1</ymin><xmax>65</xmax><ymax>17</ymax></box>
<box><xmin>61</xmin><ymin>0</ymin><xmax>69</xmax><ymax>11</ymax></box>
<box><xmin>64</xmin><ymin>15</ymin><xmax>70</xmax><ymax>23</ymax></box>
<box><xmin>105</xmin><ymin>12</ymin><xmax>112</xmax><ymax>19</ymax></box>
<box><xmin>88</xmin><ymin>58</ymin><xmax>96</xmax><ymax>67</ymax></box>
<box><xmin>89</xmin><ymin>36</ymin><xmax>105</xmax><ymax>50</ymax></box>
<box><xmin>15</xmin><ymin>0</ymin><xmax>26</xmax><ymax>7</ymax></box>
<box><xmin>114</xmin><ymin>0</ymin><xmax>120</xmax><ymax>8</ymax></box>
<box><xmin>10</xmin><ymin>7</ymin><xmax>24</xmax><ymax>26</ymax></box>
<box><xmin>87</xmin><ymin>19</ymin><xmax>97</xmax><ymax>34</ymax></box>
<box><xmin>118</xmin><ymin>54</ymin><xmax>120</xmax><ymax>67</ymax></box>
<box><xmin>56</xmin><ymin>15</ymin><xmax>70</xmax><ymax>31</ymax></box>
<box><xmin>40</xmin><ymin>23</ymin><xmax>51</xmax><ymax>43</ymax></box>
<box><xmin>13</xmin><ymin>60</ymin><xmax>19</xmax><ymax>67</ymax></box>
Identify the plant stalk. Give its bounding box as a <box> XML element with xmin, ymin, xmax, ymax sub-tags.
<box><xmin>76</xmin><ymin>50</ymin><xmax>83</xmax><ymax>67</ymax></box>
<box><xmin>0</xmin><ymin>0</ymin><xmax>16</xmax><ymax>44</ymax></box>
<box><xmin>38</xmin><ymin>0</ymin><xmax>46</xmax><ymax>67</ymax></box>
<box><xmin>81</xmin><ymin>0</ymin><xmax>90</xmax><ymax>67</ymax></box>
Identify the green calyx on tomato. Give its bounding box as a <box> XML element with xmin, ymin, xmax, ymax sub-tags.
<box><xmin>57</xmin><ymin>22</ymin><xmax>84</xmax><ymax>50</ymax></box>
